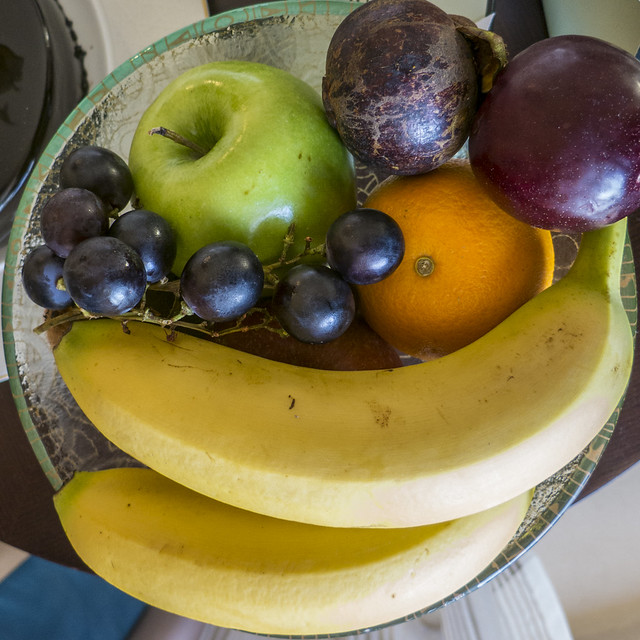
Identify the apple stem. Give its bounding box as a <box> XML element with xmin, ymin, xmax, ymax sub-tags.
<box><xmin>148</xmin><ymin>126</ymin><xmax>209</xmax><ymax>157</ymax></box>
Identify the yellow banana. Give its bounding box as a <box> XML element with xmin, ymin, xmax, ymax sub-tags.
<box><xmin>52</xmin><ymin>219</ymin><xmax>634</xmax><ymax>528</ymax></box>
<box><xmin>53</xmin><ymin>467</ymin><xmax>531</xmax><ymax>636</ymax></box>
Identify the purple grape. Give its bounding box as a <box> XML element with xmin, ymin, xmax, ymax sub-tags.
<box><xmin>180</xmin><ymin>241</ymin><xmax>264</xmax><ymax>322</ymax></box>
<box><xmin>325</xmin><ymin>208</ymin><xmax>405</xmax><ymax>284</ymax></box>
<box><xmin>60</xmin><ymin>145</ymin><xmax>134</xmax><ymax>212</ymax></box>
<box><xmin>40</xmin><ymin>187</ymin><xmax>110</xmax><ymax>258</ymax></box>
<box><xmin>108</xmin><ymin>209</ymin><xmax>177</xmax><ymax>282</ymax></box>
<box><xmin>272</xmin><ymin>264</ymin><xmax>355</xmax><ymax>344</ymax></box>
<box><xmin>21</xmin><ymin>245</ymin><xmax>72</xmax><ymax>309</ymax></box>
<box><xmin>63</xmin><ymin>236</ymin><xmax>147</xmax><ymax>315</ymax></box>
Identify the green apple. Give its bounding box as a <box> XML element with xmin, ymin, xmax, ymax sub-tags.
<box><xmin>128</xmin><ymin>60</ymin><xmax>357</xmax><ymax>273</ymax></box>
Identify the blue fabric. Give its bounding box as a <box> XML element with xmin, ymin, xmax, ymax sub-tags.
<box><xmin>0</xmin><ymin>556</ymin><xmax>147</xmax><ymax>640</ymax></box>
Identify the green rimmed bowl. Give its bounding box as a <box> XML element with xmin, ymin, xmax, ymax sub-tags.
<box><xmin>1</xmin><ymin>1</ymin><xmax>637</xmax><ymax>636</ymax></box>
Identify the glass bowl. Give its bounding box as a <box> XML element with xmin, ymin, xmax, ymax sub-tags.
<box><xmin>1</xmin><ymin>1</ymin><xmax>637</xmax><ymax>635</ymax></box>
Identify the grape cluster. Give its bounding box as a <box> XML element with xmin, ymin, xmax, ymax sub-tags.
<box><xmin>23</xmin><ymin>145</ymin><xmax>405</xmax><ymax>345</ymax></box>
<box><xmin>23</xmin><ymin>146</ymin><xmax>176</xmax><ymax>316</ymax></box>
<box><xmin>270</xmin><ymin>209</ymin><xmax>404</xmax><ymax>343</ymax></box>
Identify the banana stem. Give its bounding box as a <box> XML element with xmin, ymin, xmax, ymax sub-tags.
<box><xmin>565</xmin><ymin>218</ymin><xmax>629</xmax><ymax>294</ymax></box>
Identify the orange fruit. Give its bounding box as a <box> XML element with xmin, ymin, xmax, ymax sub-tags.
<box><xmin>357</xmin><ymin>159</ymin><xmax>555</xmax><ymax>360</ymax></box>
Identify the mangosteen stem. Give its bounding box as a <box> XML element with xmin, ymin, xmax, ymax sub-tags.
<box><xmin>450</xmin><ymin>16</ymin><xmax>508</xmax><ymax>93</ymax></box>
<box><xmin>149</xmin><ymin>126</ymin><xmax>209</xmax><ymax>157</ymax></box>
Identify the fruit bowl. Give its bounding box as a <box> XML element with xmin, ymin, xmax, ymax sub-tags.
<box><xmin>1</xmin><ymin>0</ymin><xmax>637</xmax><ymax>635</ymax></box>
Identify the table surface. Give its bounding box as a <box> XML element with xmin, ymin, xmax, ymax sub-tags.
<box><xmin>1</xmin><ymin>0</ymin><xmax>639</xmax><ymax>571</ymax></box>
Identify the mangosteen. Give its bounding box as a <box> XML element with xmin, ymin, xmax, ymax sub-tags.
<box><xmin>322</xmin><ymin>0</ymin><xmax>506</xmax><ymax>175</ymax></box>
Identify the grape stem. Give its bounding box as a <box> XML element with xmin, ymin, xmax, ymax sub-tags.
<box><xmin>262</xmin><ymin>223</ymin><xmax>326</xmax><ymax>287</ymax></box>
<box><xmin>33</xmin><ymin>224</ymin><xmax>323</xmax><ymax>339</ymax></box>
<box><xmin>33</xmin><ymin>304</ymin><xmax>288</xmax><ymax>340</ymax></box>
